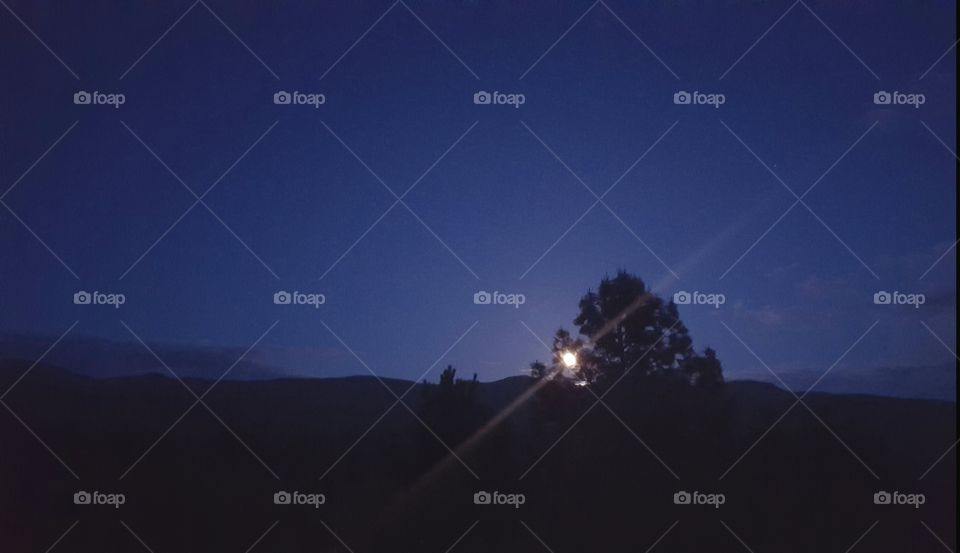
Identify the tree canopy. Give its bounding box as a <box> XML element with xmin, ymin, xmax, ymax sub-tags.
<box><xmin>535</xmin><ymin>270</ymin><xmax>723</xmax><ymax>388</ymax></box>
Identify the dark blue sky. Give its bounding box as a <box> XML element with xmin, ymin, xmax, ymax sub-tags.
<box><xmin>1</xmin><ymin>0</ymin><xmax>956</xmax><ymax>398</ymax></box>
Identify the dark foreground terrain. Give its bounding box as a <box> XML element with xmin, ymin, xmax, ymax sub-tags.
<box><xmin>1</xmin><ymin>360</ymin><xmax>955</xmax><ymax>552</ymax></box>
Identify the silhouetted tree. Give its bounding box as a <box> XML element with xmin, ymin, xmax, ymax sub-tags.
<box><xmin>529</xmin><ymin>360</ymin><xmax>548</xmax><ymax>379</ymax></box>
<box><xmin>538</xmin><ymin>270</ymin><xmax>723</xmax><ymax>388</ymax></box>
<box><xmin>684</xmin><ymin>346</ymin><xmax>724</xmax><ymax>387</ymax></box>
<box><xmin>572</xmin><ymin>271</ymin><xmax>692</xmax><ymax>383</ymax></box>
<box><xmin>419</xmin><ymin>365</ymin><xmax>481</xmax><ymax>447</ymax></box>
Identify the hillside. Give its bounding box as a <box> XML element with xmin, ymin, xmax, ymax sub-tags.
<box><xmin>0</xmin><ymin>361</ymin><xmax>955</xmax><ymax>552</ymax></box>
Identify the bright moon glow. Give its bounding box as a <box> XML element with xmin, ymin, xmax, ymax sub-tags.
<box><xmin>561</xmin><ymin>351</ymin><xmax>577</xmax><ymax>368</ymax></box>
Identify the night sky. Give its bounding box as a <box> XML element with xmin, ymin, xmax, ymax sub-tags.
<box><xmin>1</xmin><ymin>0</ymin><xmax>955</xmax><ymax>398</ymax></box>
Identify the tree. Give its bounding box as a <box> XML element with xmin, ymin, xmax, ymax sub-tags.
<box><xmin>572</xmin><ymin>271</ymin><xmax>693</xmax><ymax>383</ymax></box>
<box><xmin>419</xmin><ymin>365</ymin><xmax>480</xmax><ymax>446</ymax></box>
<box><xmin>683</xmin><ymin>347</ymin><xmax>724</xmax><ymax>387</ymax></box>
<box><xmin>543</xmin><ymin>270</ymin><xmax>722</xmax><ymax>388</ymax></box>
<box><xmin>529</xmin><ymin>360</ymin><xmax>549</xmax><ymax>379</ymax></box>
